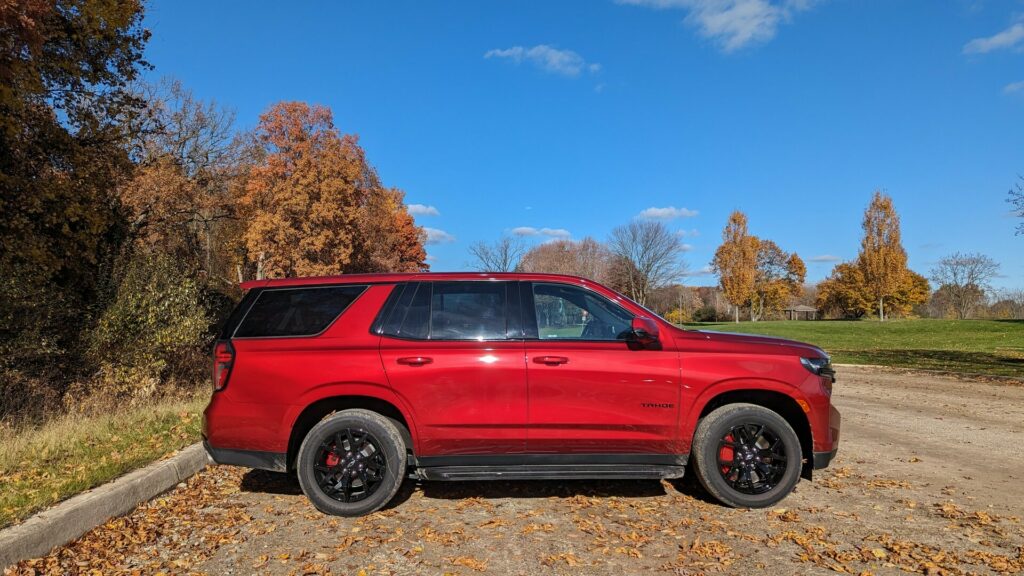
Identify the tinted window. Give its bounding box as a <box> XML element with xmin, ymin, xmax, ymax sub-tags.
<box><xmin>430</xmin><ymin>282</ymin><xmax>507</xmax><ymax>340</ymax></box>
<box><xmin>532</xmin><ymin>283</ymin><xmax>633</xmax><ymax>341</ymax></box>
<box><xmin>234</xmin><ymin>285</ymin><xmax>367</xmax><ymax>338</ymax></box>
<box><xmin>397</xmin><ymin>283</ymin><xmax>430</xmax><ymax>339</ymax></box>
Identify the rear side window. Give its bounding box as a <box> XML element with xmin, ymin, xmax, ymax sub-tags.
<box><xmin>379</xmin><ymin>281</ymin><xmax>509</xmax><ymax>340</ymax></box>
<box><xmin>430</xmin><ymin>282</ymin><xmax>506</xmax><ymax>340</ymax></box>
<box><xmin>233</xmin><ymin>285</ymin><xmax>367</xmax><ymax>338</ymax></box>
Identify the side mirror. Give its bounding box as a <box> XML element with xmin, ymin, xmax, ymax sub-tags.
<box><xmin>629</xmin><ymin>317</ymin><xmax>660</xmax><ymax>348</ymax></box>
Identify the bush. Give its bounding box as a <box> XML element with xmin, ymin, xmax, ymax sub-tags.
<box><xmin>82</xmin><ymin>251</ymin><xmax>209</xmax><ymax>403</ymax></box>
<box><xmin>692</xmin><ymin>306</ymin><xmax>721</xmax><ymax>323</ymax></box>
<box><xmin>663</xmin><ymin>308</ymin><xmax>690</xmax><ymax>325</ymax></box>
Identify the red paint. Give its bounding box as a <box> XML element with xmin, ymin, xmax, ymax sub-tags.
<box><xmin>204</xmin><ymin>273</ymin><xmax>840</xmax><ymax>468</ymax></box>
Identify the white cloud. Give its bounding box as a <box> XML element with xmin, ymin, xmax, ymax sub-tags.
<box><xmin>407</xmin><ymin>204</ymin><xmax>440</xmax><ymax>216</ymax></box>
<box><xmin>639</xmin><ymin>206</ymin><xmax>699</xmax><ymax>219</ymax></box>
<box><xmin>510</xmin><ymin>226</ymin><xmax>572</xmax><ymax>239</ymax></box>
<box><xmin>1004</xmin><ymin>80</ymin><xmax>1024</xmax><ymax>94</ymax></box>
<box><xmin>680</xmin><ymin>243</ymin><xmax>695</xmax><ymax>252</ymax></box>
<box><xmin>485</xmin><ymin>45</ymin><xmax>601</xmax><ymax>77</ymax></box>
<box><xmin>683</xmin><ymin>265</ymin><xmax>715</xmax><ymax>277</ymax></box>
<box><xmin>424</xmin><ymin>227</ymin><xmax>455</xmax><ymax>244</ymax></box>
<box><xmin>807</xmin><ymin>254</ymin><xmax>841</xmax><ymax>263</ymax></box>
<box><xmin>963</xmin><ymin>23</ymin><xmax>1024</xmax><ymax>54</ymax></box>
<box><xmin>617</xmin><ymin>0</ymin><xmax>816</xmax><ymax>52</ymax></box>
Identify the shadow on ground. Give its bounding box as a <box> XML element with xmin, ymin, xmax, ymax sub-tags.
<box><xmin>839</xmin><ymin>348</ymin><xmax>1024</xmax><ymax>378</ymax></box>
<box><xmin>238</xmin><ymin>469</ymin><xmax>717</xmax><ymax>509</ymax></box>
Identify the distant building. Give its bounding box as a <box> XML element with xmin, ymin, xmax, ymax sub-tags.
<box><xmin>784</xmin><ymin>304</ymin><xmax>818</xmax><ymax>320</ymax></box>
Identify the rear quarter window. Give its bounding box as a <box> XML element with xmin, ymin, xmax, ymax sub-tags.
<box><xmin>233</xmin><ymin>285</ymin><xmax>368</xmax><ymax>338</ymax></box>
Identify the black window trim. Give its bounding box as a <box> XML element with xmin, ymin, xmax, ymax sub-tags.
<box><xmin>521</xmin><ymin>281</ymin><xmax>637</xmax><ymax>344</ymax></box>
<box><xmin>231</xmin><ymin>284</ymin><xmax>370</xmax><ymax>340</ymax></box>
<box><xmin>370</xmin><ymin>282</ymin><xmax>410</xmax><ymax>336</ymax></box>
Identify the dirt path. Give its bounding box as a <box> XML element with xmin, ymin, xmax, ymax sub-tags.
<box><xmin>8</xmin><ymin>367</ymin><xmax>1024</xmax><ymax>575</ymax></box>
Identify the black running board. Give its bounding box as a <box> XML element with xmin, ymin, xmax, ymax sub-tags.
<box><xmin>415</xmin><ymin>464</ymin><xmax>686</xmax><ymax>481</ymax></box>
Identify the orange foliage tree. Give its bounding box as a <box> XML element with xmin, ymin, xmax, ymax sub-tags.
<box><xmin>858</xmin><ymin>191</ymin><xmax>908</xmax><ymax>321</ymax></box>
<box><xmin>712</xmin><ymin>211</ymin><xmax>758</xmax><ymax>322</ymax></box>
<box><xmin>237</xmin><ymin>102</ymin><xmax>426</xmax><ymax>278</ymax></box>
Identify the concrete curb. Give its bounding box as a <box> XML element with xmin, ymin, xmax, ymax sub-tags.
<box><xmin>0</xmin><ymin>442</ymin><xmax>209</xmax><ymax>569</ymax></box>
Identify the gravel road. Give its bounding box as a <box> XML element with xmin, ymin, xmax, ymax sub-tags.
<box><xmin>8</xmin><ymin>366</ymin><xmax>1024</xmax><ymax>575</ymax></box>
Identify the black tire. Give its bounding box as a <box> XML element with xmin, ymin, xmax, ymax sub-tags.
<box><xmin>296</xmin><ymin>409</ymin><xmax>407</xmax><ymax>517</ymax></box>
<box><xmin>691</xmin><ymin>403</ymin><xmax>802</xmax><ymax>508</ymax></box>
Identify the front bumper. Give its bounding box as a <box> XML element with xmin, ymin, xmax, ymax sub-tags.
<box><xmin>812</xmin><ymin>449</ymin><xmax>838</xmax><ymax>469</ymax></box>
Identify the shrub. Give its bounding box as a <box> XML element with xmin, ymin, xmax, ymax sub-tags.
<box><xmin>83</xmin><ymin>251</ymin><xmax>209</xmax><ymax>403</ymax></box>
<box><xmin>663</xmin><ymin>308</ymin><xmax>690</xmax><ymax>325</ymax></box>
<box><xmin>692</xmin><ymin>306</ymin><xmax>720</xmax><ymax>323</ymax></box>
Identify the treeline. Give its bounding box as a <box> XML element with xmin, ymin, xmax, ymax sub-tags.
<box><xmin>0</xmin><ymin>2</ymin><xmax>426</xmax><ymax>421</ymax></box>
<box><xmin>473</xmin><ymin>191</ymin><xmax>1018</xmax><ymax>323</ymax></box>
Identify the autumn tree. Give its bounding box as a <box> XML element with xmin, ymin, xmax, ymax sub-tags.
<box><xmin>349</xmin><ymin>187</ymin><xmax>429</xmax><ymax>273</ymax></box>
<box><xmin>751</xmin><ymin>240</ymin><xmax>806</xmax><ymax>321</ymax></box>
<box><xmin>858</xmin><ymin>191</ymin><xmax>908</xmax><ymax>321</ymax></box>
<box><xmin>608</xmin><ymin>220</ymin><xmax>687</xmax><ymax>306</ymax></box>
<box><xmin>817</xmin><ymin>262</ymin><xmax>928</xmax><ymax>319</ymax></box>
<box><xmin>468</xmin><ymin>237</ymin><xmax>525</xmax><ymax>272</ymax></box>
<box><xmin>119</xmin><ymin>80</ymin><xmax>242</xmax><ymax>283</ymax></box>
<box><xmin>712</xmin><ymin>211</ymin><xmax>758</xmax><ymax>322</ymax></box>
<box><xmin>237</xmin><ymin>102</ymin><xmax>378</xmax><ymax>278</ymax></box>
<box><xmin>0</xmin><ymin>0</ymin><xmax>149</xmax><ymax>406</ymax></box>
<box><xmin>929</xmin><ymin>252</ymin><xmax>1000</xmax><ymax>319</ymax></box>
<box><xmin>518</xmin><ymin>237</ymin><xmax>611</xmax><ymax>281</ymax></box>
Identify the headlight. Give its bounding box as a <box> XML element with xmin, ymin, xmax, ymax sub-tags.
<box><xmin>801</xmin><ymin>357</ymin><xmax>835</xmax><ymax>380</ymax></box>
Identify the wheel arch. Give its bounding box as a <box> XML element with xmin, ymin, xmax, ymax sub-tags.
<box><xmin>688</xmin><ymin>386</ymin><xmax>814</xmax><ymax>479</ymax></box>
<box><xmin>286</xmin><ymin>394</ymin><xmax>416</xmax><ymax>472</ymax></box>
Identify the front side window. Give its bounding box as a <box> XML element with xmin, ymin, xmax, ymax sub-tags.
<box><xmin>532</xmin><ymin>283</ymin><xmax>633</xmax><ymax>341</ymax></box>
<box><xmin>234</xmin><ymin>285</ymin><xmax>367</xmax><ymax>338</ymax></box>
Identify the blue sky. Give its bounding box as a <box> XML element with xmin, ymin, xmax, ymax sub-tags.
<box><xmin>142</xmin><ymin>0</ymin><xmax>1024</xmax><ymax>288</ymax></box>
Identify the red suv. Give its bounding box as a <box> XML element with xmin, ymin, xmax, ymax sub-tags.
<box><xmin>204</xmin><ymin>273</ymin><xmax>840</xmax><ymax>516</ymax></box>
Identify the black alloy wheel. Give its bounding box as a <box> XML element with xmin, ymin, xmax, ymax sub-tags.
<box><xmin>297</xmin><ymin>409</ymin><xmax>406</xmax><ymax>517</ymax></box>
<box><xmin>692</xmin><ymin>403</ymin><xmax>803</xmax><ymax>508</ymax></box>
<box><xmin>314</xmin><ymin>428</ymin><xmax>387</xmax><ymax>503</ymax></box>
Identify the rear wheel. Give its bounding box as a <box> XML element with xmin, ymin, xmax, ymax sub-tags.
<box><xmin>296</xmin><ymin>409</ymin><xmax>406</xmax><ymax>517</ymax></box>
<box><xmin>692</xmin><ymin>403</ymin><xmax>802</xmax><ymax>508</ymax></box>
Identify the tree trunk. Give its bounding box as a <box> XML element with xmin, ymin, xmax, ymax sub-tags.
<box><xmin>878</xmin><ymin>296</ymin><xmax>885</xmax><ymax>322</ymax></box>
<box><xmin>734</xmin><ymin>305</ymin><xmax>739</xmax><ymax>323</ymax></box>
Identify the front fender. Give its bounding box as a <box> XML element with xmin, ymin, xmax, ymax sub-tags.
<box><xmin>680</xmin><ymin>377</ymin><xmax>811</xmax><ymax>453</ymax></box>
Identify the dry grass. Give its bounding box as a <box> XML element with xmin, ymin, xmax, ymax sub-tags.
<box><xmin>0</xmin><ymin>390</ymin><xmax>208</xmax><ymax>528</ymax></box>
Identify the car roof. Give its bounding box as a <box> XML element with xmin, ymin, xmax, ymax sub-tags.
<box><xmin>239</xmin><ymin>272</ymin><xmax>598</xmax><ymax>290</ymax></box>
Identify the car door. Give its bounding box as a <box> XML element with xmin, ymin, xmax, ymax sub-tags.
<box><xmin>378</xmin><ymin>281</ymin><xmax>527</xmax><ymax>457</ymax></box>
<box><xmin>522</xmin><ymin>281</ymin><xmax>683</xmax><ymax>455</ymax></box>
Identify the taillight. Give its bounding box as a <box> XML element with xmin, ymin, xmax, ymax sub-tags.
<box><xmin>213</xmin><ymin>340</ymin><xmax>235</xmax><ymax>391</ymax></box>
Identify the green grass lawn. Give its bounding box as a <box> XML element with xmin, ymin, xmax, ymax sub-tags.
<box><xmin>0</xmin><ymin>392</ymin><xmax>207</xmax><ymax>528</ymax></box>
<box><xmin>683</xmin><ymin>319</ymin><xmax>1024</xmax><ymax>378</ymax></box>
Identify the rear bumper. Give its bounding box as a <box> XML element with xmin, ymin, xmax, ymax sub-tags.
<box><xmin>812</xmin><ymin>449</ymin><xmax>838</xmax><ymax>469</ymax></box>
<box><xmin>203</xmin><ymin>439</ymin><xmax>287</xmax><ymax>472</ymax></box>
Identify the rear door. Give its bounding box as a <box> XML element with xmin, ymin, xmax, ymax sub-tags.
<box><xmin>378</xmin><ymin>281</ymin><xmax>527</xmax><ymax>456</ymax></box>
<box><xmin>522</xmin><ymin>282</ymin><xmax>683</xmax><ymax>455</ymax></box>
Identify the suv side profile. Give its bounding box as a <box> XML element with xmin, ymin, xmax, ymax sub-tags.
<box><xmin>204</xmin><ymin>273</ymin><xmax>840</xmax><ymax>516</ymax></box>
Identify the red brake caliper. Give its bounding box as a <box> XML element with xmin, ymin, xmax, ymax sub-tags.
<box><xmin>325</xmin><ymin>446</ymin><xmax>340</xmax><ymax>467</ymax></box>
<box><xmin>719</xmin><ymin>433</ymin><xmax>735</xmax><ymax>473</ymax></box>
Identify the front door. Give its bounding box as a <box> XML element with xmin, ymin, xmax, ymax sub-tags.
<box><xmin>379</xmin><ymin>281</ymin><xmax>527</xmax><ymax>456</ymax></box>
<box><xmin>523</xmin><ymin>282</ymin><xmax>682</xmax><ymax>455</ymax></box>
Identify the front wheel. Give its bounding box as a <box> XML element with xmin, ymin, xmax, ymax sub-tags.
<box><xmin>296</xmin><ymin>409</ymin><xmax>407</xmax><ymax>517</ymax></box>
<box><xmin>691</xmin><ymin>403</ymin><xmax>802</xmax><ymax>508</ymax></box>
